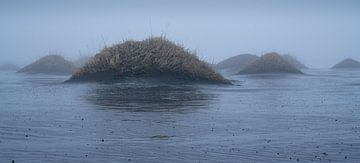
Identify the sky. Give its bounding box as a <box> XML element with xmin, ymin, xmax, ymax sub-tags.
<box><xmin>1</xmin><ymin>0</ymin><xmax>360</xmax><ymax>68</ymax></box>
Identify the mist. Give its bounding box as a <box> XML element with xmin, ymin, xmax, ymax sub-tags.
<box><xmin>2</xmin><ymin>1</ymin><xmax>360</xmax><ymax>162</ymax></box>
<box><xmin>1</xmin><ymin>0</ymin><xmax>360</xmax><ymax>68</ymax></box>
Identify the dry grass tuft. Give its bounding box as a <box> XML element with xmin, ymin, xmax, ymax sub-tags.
<box><xmin>68</xmin><ymin>37</ymin><xmax>230</xmax><ymax>84</ymax></box>
<box><xmin>282</xmin><ymin>54</ymin><xmax>308</xmax><ymax>69</ymax></box>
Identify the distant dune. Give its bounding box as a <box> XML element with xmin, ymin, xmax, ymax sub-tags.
<box><xmin>73</xmin><ymin>56</ymin><xmax>93</xmax><ymax>68</ymax></box>
<box><xmin>282</xmin><ymin>54</ymin><xmax>308</xmax><ymax>69</ymax></box>
<box><xmin>67</xmin><ymin>37</ymin><xmax>230</xmax><ymax>84</ymax></box>
<box><xmin>18</xmin><ymin>55</ymin><xmax>76</xmax><ymax>75</ymax></box>
<box><xmin>215</xmin><ymin>54</ymin><xmax>259</xmax><ymax>74</ymax></box>
<box><xmin>238</xmin><ymin>52</ymin><xmax>303</xmax><ymax>74</ymax></box>
<box><xmin>332</xmin><ymin>58</ymin><xmax>360</xmax><ymax>69</ymax></box>
<box><xmin>0</xmin><ymin>63</ymin><xmax>19</xmax><ymax>71</ymax></box>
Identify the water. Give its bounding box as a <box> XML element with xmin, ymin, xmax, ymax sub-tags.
<box><xmin>0</xmin><ymin>69</ymin><xmax>360</xmax><ymax>162</ymax></box>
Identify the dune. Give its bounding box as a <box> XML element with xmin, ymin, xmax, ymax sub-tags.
<box><xmin>67</xmin><ymin>37</ymin><xmax>230</xmax><ymax>84</ymax></box>
<box><xmin>73</xmin><ymin>56</ymin><xmax>93</xmax><ymax>68</ymax></box>
<box><xmin>282</xmin><ymin>54</ymin><xmax>308</xmax><ymax>69</ymax></box>
<box><xmin>215</xmin><ymin>54</ymin><xmax>259</xmax><ymax>74</ymax></box>
<box><xmin>0</xmin><ymin>63</ymin><xmax>20</xmax><ymax>71</ymax></box>
<box><xmin>332</xmin><ymin>58</ymin><xmax>360</xmax><ymax>69</ymax></box>
<box><xmin>238</xmin><ymin>52</ymin><xmax>303</xmax><ymax>74</ymax></box>
<box><xmin>17</xmin><ymin>55</ymin><xmax>76</xmax><ymax>75</ymax></box>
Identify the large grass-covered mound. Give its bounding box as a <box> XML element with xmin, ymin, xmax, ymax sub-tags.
<box><xmin>215</xmin><ymin>54</ymin><xmax>259</xmax><ymax>74</ymax></box>
<box><xmin>0</xmin><ymin>63</ymin><xmax>19</xmax><ymax>71</ymax></box>
<box><xmin>332</xmin><ymin>58</ymin><xmax>360</xmax><ymax>69</ymax></box>
<box><xmin>282</xmin><ymin>54</ymin><xmax>308</xmax><ymax>69</ymax></box>
<box><xmin>68</xmin><ymin>37</ymin><xmax>229</xmax><ymax>84</ymax></box>
<box><xmin>18</xmin><ymin>55</ymin><xmax>76</xmax><ymax>75</ymax></box>
<box><xmin>238</xmin><ymin>52</ymin><xmax>303</xmax><ymax>74</ymax></box>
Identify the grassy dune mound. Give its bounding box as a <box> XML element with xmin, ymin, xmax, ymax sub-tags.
<box><xmin>238</xmin><ymin>52</ymin><xmax>303</xmax><ymax>74</ymax></box>
<box><xmin>332</xmin><ymin>59</ymin><xmax>360</xmax><ymax>69</ymax></box>
<box><xmin>215</xmin><ymin>54</ymin><xmax>259</xmax><ymax>73</ymax></box>
<box><xmin>18</xmin><ymin>55</ymin><xmax>76</xmax><ymax>75</ymax></box>
<box><xmin>68</xmin><ymin>37</ymin><xmax>230</xmax><ymax>84</ymax></box>
<box><xmin>0</xmin><ymin>63</ymin><xmax>19</xmax><ymax>71</ymax></box>
<box><xmin>282</xmin><ymin>54</ymin><xmax>308</xmax><ymax>69</ymax></box>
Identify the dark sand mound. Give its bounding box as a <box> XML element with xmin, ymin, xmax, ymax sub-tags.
<box><xmin>282</xmin><ymin>54</ymin><xmax>308</xmax><ymax>69</ymax></box>
<box><xmin>215</xmin><ymin>54</ymin><xmax>259</xmax><ymax>73</ymax></box>
<box><xmin>238</xmin><ymin>52</ymin><xmax>303</xmax><ymax>74</ymax></box>
<box><xmin>18</xmin><ymin>55</ymin><xmax>76</xmax><ymax>75</ymax></box>
<box><xmin>67</xmin><ymin>37</ymin><xmax>230</xmax><ymax>84</ymax></box>
<box><xmin>73</xmin><ymin>56</ymin><xmax>93</xmax><ymax>68</ymax></box>
<box><xmin>0</xmin><ymin>63</ymin><xmax>19</xmax><ymax>71</ymax></box>
<box><xmin>332</xmin><ymin>59</ymin><xmax>360</xmax><ymax>69</ymax></box>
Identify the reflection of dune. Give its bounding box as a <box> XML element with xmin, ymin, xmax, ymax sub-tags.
<box><xmin>86</xmin><ymin>81</ymin><xmax>217</xmax><ymax>112</ymax></box>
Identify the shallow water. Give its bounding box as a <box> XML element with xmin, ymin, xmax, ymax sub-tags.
<box><xmin>0</xmin><ymin>69</ymin><xmax>360</xmax><ymax>162</ymax></box>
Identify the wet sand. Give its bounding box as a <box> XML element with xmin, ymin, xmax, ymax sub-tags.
<box><xmin>0</xmin><ymin>69</ymin><xmax>360</xmax><ymax>162</ymax></box>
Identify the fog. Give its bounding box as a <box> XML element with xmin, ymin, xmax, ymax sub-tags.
<box><xmin>1</xmin><ymin>0</ymin><xmax>359</xmax><ymax>68</ymax></box>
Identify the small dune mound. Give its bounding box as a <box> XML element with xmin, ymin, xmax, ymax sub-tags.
<box><xmin>73</xmin><ymin>56</ymin><xmax>93</xmax><ymax>68</ymax></box>
<box><xmin>238</xmin><ymin>52</ymin><xmax>303</xmax><ymax>74</ymax></box>
<box><xmin>0</xmin><ymin>63</ymin><xmax>19</xmax><ymax>71</ymax></box>
<box><xmin>282</xmin><ymin>54</ymin><xmax>308</xmax><ymax>69</ymax></box>
<box><xmin>332</xmin><ymin>58</ymin><xmax>360</xmax><ymax>69</ymax></box>
<box><xmin>18</xmin><ymin>54</ymin><xmax>76</xmax><ymax>75</ymax></box>
<box><xmin>67</xmin><ymin>37</ymin><xmax>230</xmax><ymax>84</ymax></box>
<box><xmin>215</xmin><ymin>54</ymin><xmax>259</xmax><ymax>74</ymax></box>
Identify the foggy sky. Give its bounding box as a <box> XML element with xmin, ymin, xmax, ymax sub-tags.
<box><xmin>1</xmin><ymin>0</ymin><xmax>360</xmax><ymax>68</ymax></box>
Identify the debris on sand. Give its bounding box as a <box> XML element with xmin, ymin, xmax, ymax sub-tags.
<box><xmin>149</xmin><ymin>135</ymin><xmax>174</xmax><ymax>139</ymax></box>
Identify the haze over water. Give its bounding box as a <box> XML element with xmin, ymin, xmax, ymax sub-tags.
<box><xmin>1</xmin><ymin>1</ymin><xmax>360</xmax><ymax>163</ymax></box>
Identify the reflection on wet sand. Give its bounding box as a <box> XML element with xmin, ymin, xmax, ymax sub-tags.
<box><xmin>86</xmin><ymin>81</ymin><xmax>218</xmax><ymax>112</ymax></box>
